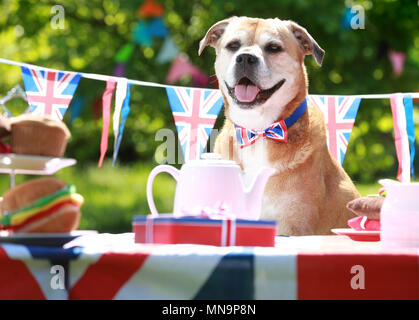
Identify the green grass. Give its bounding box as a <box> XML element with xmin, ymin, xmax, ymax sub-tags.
<box><xmin>0</xmin><ymin>162</ymin><xmax>382</xmax><ymax>233</ymax></box>
<box><xmin>356</xmin><ymin>182</ymin><xmax>382</xmax><ymax>197</ymax></box>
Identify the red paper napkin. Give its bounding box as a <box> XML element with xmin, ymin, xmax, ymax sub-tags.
<box><xmin>348</xmin><ymin>216</ymin><xmax>380</xmax><ymax>231</ymax></box>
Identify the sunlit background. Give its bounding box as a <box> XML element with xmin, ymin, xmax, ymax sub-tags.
<box><xmin>0</xmin><ymin>0</ymin><xmax>418</xmax><ymax>232</ymax></box>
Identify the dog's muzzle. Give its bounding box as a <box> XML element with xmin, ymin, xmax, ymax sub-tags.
<box><xmin>225</xmin><ymin>78</ymin><xmax>286</xmax><ymax>109</ymax></box>
<box><xmin>235</xmin><ymin>53</ymin><xmax>259</xmax><ymax>69</ymax></box>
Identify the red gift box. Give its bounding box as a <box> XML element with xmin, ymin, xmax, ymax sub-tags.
<box><xmin>132</xmin><ymin>214</ymin><xmax>277</xmax><ymax>247</ymax></box>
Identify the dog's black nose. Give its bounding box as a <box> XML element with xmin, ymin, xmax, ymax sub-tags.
<box><xmin>236</xmin><ymin>54</ymin><xmax>258</xmax><ymax>66</ymax></box>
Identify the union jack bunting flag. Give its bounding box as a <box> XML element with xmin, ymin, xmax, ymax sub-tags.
<box><xmin>308</xmin><ymin>95</ymin><xmax>361</xmax><ymax>165</ymax></box>
<box><xmin>166</xmin><ymin>87</ymin><xmax>224</xmax><ymax>161</ymax></box>
<box><xmin>21</xmin><ymin>67</ymin><xmax>81</xmax><ymax>121</ymax></box>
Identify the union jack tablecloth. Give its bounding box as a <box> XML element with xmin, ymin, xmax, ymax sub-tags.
<box><xmin>1</xmin><ymin>233</ymin><xmax>418</xmax><ymax>300</ymax></box>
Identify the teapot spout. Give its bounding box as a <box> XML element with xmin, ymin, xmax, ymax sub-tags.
<box><xmin>244</xmin><ymin>167</ymin><xmax>276</xmax><ymax>220</ymax></box>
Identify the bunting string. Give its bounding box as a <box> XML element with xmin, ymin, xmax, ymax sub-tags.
<box><xmin>0</xmin><ymin>57</ymin><xmax>417</xmax><ymax>180</ymax></box>
<box><xmin>1</xmin><ymin>58</ymin><xmax>419</xmax><ymax>99</ymax></box>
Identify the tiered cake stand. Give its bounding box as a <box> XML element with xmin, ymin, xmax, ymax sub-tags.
<box><xmin>0</xmin><ymin>153</ymin><xmax>76</xmax><ymax>188</ymax></box>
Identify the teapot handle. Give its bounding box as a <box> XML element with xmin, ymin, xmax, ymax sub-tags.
<box><xmin>146</xmin><ymin>165</ymin><xmax>180</xmax><ymax>216</ymax></box>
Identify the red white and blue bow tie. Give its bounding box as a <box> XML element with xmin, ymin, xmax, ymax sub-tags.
<box><xmin>234</xmin><ymin>98</ymin><xmax>307</xmax><ymax>148</ymax></box>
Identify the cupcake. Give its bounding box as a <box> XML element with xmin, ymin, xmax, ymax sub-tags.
<box><xmin>10</xmin><ymin>114</ymin><xmax>71</xmax><ymax>157</ymax></box>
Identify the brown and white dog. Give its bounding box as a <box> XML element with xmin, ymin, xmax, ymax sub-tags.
<box><xmin>199</xmin><ymin>16</ymin><xmax>360</xmax><ymax>235</ymax></box>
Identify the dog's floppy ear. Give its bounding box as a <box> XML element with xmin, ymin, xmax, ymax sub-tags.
<box><xmin>198</xmin><ymin>18</ymin><xmax>232</xmax><ymax>56</ymax></box>
<box><xmin>287</xmin><ymin>21</ymin><xmax>325</xmax><ymax>66</ymax></box>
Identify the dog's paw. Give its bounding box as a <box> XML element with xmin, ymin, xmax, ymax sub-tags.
<box><xmin>346</xmin><ymin>196</ymin><xmax>384</xmax><ymax>220</ymax></box>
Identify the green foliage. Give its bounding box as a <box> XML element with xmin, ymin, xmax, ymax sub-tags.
<box><xmin>0</xmin><ymin>0</ymin><xmax>418</xmax><ymax>183</ymax></box>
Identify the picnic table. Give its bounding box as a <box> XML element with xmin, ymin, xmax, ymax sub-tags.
<box><xmin>1</xmin><ymin>233</ymin><xmax>418</xmax><ymax>300</ymax></box>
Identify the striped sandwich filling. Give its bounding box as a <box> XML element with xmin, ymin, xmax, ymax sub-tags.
<box><xmin>0</xmin><ymin>185</ymin><xmax>84</xmax><ymax>230</ymax></box>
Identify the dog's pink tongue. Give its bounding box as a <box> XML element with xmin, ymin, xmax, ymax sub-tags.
<box><xmin>234</xmin><ymin>84</ymin><xmax>260</xmax><ymax>102</ymax></box>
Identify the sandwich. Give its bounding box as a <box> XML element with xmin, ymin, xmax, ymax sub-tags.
<box><xmin>0</xmin><ymin>177</ymin><xmax>83</xmax><ymax>233</ymax></box>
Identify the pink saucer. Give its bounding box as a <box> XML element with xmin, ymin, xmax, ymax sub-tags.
<box><xmin>331</xmin><ymin>228</ymin><xmax>380</xmax><ymax>242</ymax></box>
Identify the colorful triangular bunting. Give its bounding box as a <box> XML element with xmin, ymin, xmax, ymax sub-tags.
<box><xmin>307</xmin><ymin>95</ymin><xmax>361</xmax><ymax>165</ymax></box>
<box><xmin>166</xmin><ymin>87</ymin><xmax>224</xmax><ymax>161</ymax></box>
<box><xmin>156</xmin><ymin>36</ymin><xmax>179</xmax><ymax>64</ymax></box>
<box><xmin>114</xmin><ymin>43</ymin><xmax>135</xmax><ymax>63</ymax></box>
<box><xmin>113</xmin><ymin>83</ymin><xmax>132</xmax><ymax>166</ymax></box>
<box><xmin>20</xmin><ymin>66</ymin><xmax>81</xmax><ymax>121</ymax></box>
<box><xmin>147</xmin><ymin>17</ymin><xmax>168</xmax><ymax>38</ymax></box>
<box><xmin>390</xmin><ymin>93</ymin><xmax>416</xmax><ymax>182</ymax></box>
<box><xmin>132</xmin><ymin>21</ymin><xmax>152</xmax><ymax>46</ymax></box>
<box><xmin>138</xmin><ymin>0</ymin><xmax>164</xmax><ymax>18</ymax></box>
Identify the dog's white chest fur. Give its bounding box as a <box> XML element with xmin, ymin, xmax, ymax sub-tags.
<box><xmin>237</xmin><ymin>138</ymin><xmax>274</xmax><ymax>191</ymax></box>
<box><xmin>238</xmin><ymin>139</ymin><xmax>296</xmax><ymax>232</ymax></box>
<box><xmin>239</xmin><ymin>139</ymin><xmax>271</xmax><ymax>174</ymax></box>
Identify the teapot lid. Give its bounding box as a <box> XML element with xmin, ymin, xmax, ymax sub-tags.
<box><xmin>185</xmin><ymin>153</ymin><xmax>237</xmax><ymax>166</ymax></box>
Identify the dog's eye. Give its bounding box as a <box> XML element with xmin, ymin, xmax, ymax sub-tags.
<box><xmin>265</xmin><ymin>43</ymin><xmax>283</xmax><ymax>53</ymax></box>
<box><xmin>226</xmin><ymin>41</ymin><xmax>241</xmax><ymax>52</ymax></box>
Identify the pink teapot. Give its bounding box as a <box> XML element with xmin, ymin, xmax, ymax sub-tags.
<box><xmin>146</xmin><ymin>153</ymin><xmax>276</xmax><ymax>220</ymax></box>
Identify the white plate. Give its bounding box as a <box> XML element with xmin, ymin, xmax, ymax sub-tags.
<box><xmin>0</xmin><ymin>153</ymin><xmax>76</xmax><ymax>175</ymax></box>
<box><xmin>331</xmin><ymin>228</ymin><xmax>380</xmax><ymax>242</ymax></box>
<box><xmin>0</xmin><ymin>230</ymin><xmax>97</xmax><ymax>247</ymax></box>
